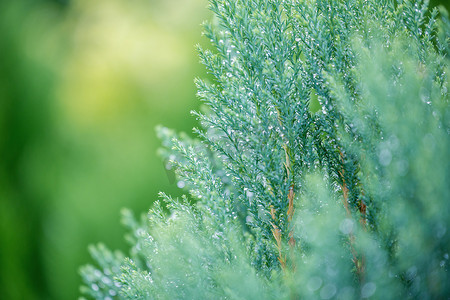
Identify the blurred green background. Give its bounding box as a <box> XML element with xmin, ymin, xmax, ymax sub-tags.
<box><xmin>0</xmin><ymin>0</ymin><xmax>448</xmax><ymax>299</ymax></box>
<box><xmin>0</xmin><ymin>0</ymin><xmax>210</xmax><ymax>299</ymax></box>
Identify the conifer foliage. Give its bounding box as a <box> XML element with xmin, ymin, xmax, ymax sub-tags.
<box><xmin>81</xmin><ymin>0</ymin><xmax>449</xmax><ymax>299</ymax></box>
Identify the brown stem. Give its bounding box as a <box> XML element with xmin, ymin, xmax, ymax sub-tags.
<box><xmin>273</xmin><ymin>110</ymin><xmax>296</xmax><ymax>271</ymax></box>
<box><xmin>270</xmin><ymin>206</ymin><xmax>286</xmax><ymax>270</ymax></box>
<box><xmin>339</xmin><ymin>151</ymin><xmax>365</xmax><ymax>283</ymax></box>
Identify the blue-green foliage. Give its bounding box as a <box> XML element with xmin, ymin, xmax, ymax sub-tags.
<box><xmin>81</xmin><ymin>0</ymin><xmax>449</xmax><ymax>299</ymax></box>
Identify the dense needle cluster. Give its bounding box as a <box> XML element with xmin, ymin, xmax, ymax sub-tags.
<box><xmin>81</xmin><ymin>0</ymin><xmax>449</xmax><ymax>299</ymax></box>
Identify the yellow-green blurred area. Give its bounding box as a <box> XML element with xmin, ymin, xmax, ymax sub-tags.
<box><xmin>0</xmin><ymin>0</ymin><xmax>209</xmax><ymax>298</ymax></box>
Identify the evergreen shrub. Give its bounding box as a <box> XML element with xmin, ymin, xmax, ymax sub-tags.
<box><xmin>80</xmin><ymin>0</ymin><xmax>450</xmax><ymax>299</ymax></box>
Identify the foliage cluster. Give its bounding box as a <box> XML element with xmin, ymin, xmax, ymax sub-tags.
<box><xmin>81</xmin><ymin>0</ymin><xmax>449</xmax><ymax>299</ymax></box>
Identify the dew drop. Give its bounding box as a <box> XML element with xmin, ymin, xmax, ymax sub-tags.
<box><xmin>361</xmin><ymin>282</ymin><xmax>376</xmax><ymax>298</ymax></box>
<box><xmin>307</xmin><ymin>276</ymin><xmax>322</xmax><ymax>292</ymax></box>
<box><xmin>177</xmin><ymin>181</ymin><xmax>185</xmax><ymax>189</ymax></box>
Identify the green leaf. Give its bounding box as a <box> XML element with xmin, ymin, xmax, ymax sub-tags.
<box><xmin>309</xmin><ymin>88</ymin><xmax>321</xmax><ymax>114</ymax></box>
